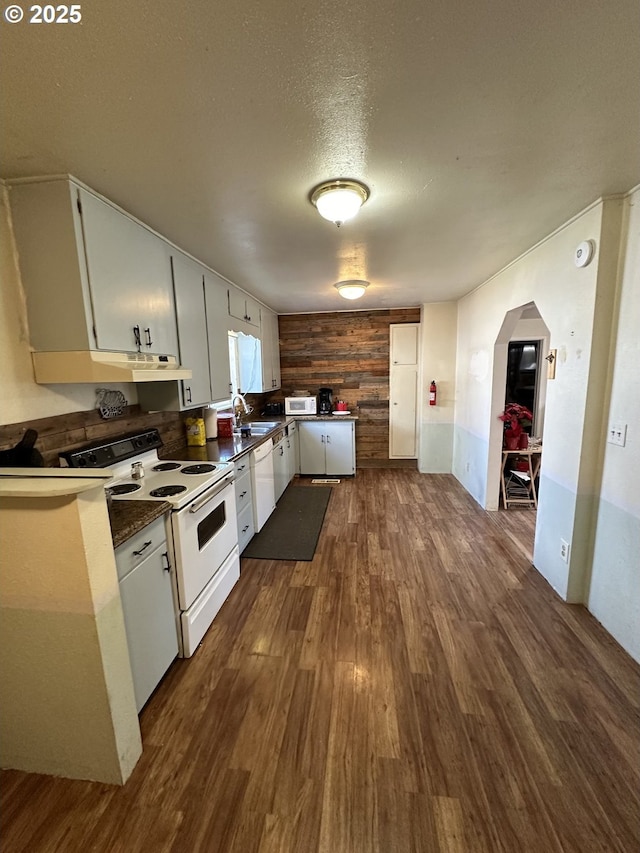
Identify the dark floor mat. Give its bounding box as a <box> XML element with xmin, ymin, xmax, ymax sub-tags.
<box><xmin>242</xmin><ymin>485</ymin><xmax>332</xmax><ymax>561</ymax></box>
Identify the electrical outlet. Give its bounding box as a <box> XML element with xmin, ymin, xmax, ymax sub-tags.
<box><xmin>560</xmin><ymin>539</ymin><xmax>570</xmax><ymax>563</ymax></box>
<box><xmin>608</xmin><ymin>423</ymin><xmax>627</xmax><ymax>447</ymax></box>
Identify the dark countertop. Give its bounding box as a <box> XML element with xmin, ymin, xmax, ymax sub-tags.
<box><xmin>161</xmin><ymin>434</ymin><xmax>270</xmax><ymax>464</ymax></box>
<box><xmin>159</xmin><ymin>414</ymin><xmax>358</xmax><ymax>465</ymax></box>
<box><xmin>108</xmin><ymin>498</ymin><xmax>171</xmax><ymax>549</ymax></box>
<box><xmin>109</xmin><ymin>415</ymin><xmax>359</xmax><ymax>546</ymax></box>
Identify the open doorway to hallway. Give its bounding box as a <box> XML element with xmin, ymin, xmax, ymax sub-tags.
<box><xmin>488</xmin><ymin>302</ymin><xmax>552</xmax><ymax>561</ymax></box>
<box><xmin>505</xmin><ymin>339</ymin><xmax>542</xmax><ymax>437</ymax></box>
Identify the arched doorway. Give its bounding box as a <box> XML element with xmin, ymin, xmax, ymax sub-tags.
<box><xmin>486</xmin><ymin>302</ymin><xmax>551</xmax><ymax>520</ymax></box>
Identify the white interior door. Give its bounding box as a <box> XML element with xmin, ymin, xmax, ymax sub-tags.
<box><xmin>389</xmin><ymin>324</ymin><xmax>419</xmax><ymax>459</ymax></box>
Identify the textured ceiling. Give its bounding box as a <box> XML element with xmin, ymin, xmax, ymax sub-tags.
<box><xmin>1</xmin><ymin>0</ymin><xmax>638</xmax><ymax>313</ymax></box>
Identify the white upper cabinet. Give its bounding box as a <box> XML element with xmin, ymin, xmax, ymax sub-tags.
<box><xmin>204</xmin><ymin>270</ymin><xmax>233</xmax><ymax>402</ymax></box>
<box><xmin>260</xmin><ymin>307</ymin><xmax>281</xmax><ymax>392</ymax></box>
<box><xmin>138</xmin><ymin>261</ymin><xmax>234</xmax><ymax>412</ymax></box>
<box><xmin>9</xmin><ymin>178</ymin><xmax>178</xmax><ymax>356</ymax></box>
<box><xmin>228</xmin><ymin>285</ymin><xmax>261</xmax><ymax>331</ymax></box>
<box><xmin>390</xmin><ymin>324</ymin><xmax>419</xmax><ymax>366</ymax></box>
<box><xmin>78</xmin><ymin>190</ymin><xmax>178</xmax><ymax>356</ymax></box>
<box><xmin>170</xmin><ymin>254</ymin><xmax>211</xmax><ymax>407</ymax></box>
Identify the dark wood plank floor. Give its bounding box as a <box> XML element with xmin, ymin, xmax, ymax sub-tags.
<box><xmin>2</xmin><ymin>470</ymin><xmax>639</xmax><ymax>852</ymax></box>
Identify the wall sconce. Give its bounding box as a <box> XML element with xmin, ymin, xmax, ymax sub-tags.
<box><xmin>310</xmin><ymin>179</ymin><xmax>370</xmax><ymax>226</ymax></box>
<box><xmin>334</xmin><ymin>280</ymin><xmax>369</xmax><ymax>300</ymax></box>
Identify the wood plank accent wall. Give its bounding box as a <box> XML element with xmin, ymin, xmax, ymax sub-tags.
<box><xmin>277</xmin><ymin>309</ymin><xmax>421</xmax><ymax>461</ymax></box>
<box><xmin>0</xmin><ymin>406</ymin><xmax>185</xmax><ymax>467</ymax></box>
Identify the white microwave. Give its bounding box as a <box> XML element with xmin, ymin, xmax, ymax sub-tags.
<box><xmin>285</xmin><ymin>396</ymin><xmax>317</xmax><ymax>415</ymax></box>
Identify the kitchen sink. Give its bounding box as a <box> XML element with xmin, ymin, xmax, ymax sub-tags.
<box><xmin>246</xmin><ymin>422</ymin><xmax>280</xmax><ymax>434</ymax></box>
<box><xmin>232</xmin><ymin>421</ymin><xmax>280</xmax><ymax>437</ymax></box>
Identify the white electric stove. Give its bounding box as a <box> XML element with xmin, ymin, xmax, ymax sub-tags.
<box><xmin>61</xmin><ymin>429</ymin><xmax>240</xmax><ymax>657</ymax></box>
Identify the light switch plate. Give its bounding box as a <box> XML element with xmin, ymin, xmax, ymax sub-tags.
<box><xmin>608</xmin><ymin>423</ymin><xmax>627</xmax><ymax>447</ymax></box>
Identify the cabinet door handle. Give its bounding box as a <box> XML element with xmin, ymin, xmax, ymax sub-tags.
<box><xmin>321</xmin><ymin>435</ymin><xmax>325</xmax><ymax>443</ymax></box>
<box><xmin>242</xmin><ymin>524</ymin><xmax>250</xmax><ymax>533</ymax></box>
<box><xmin>162</xmin><ymin>551</ymin><xmax>171</xmax><ymax>572</ymax></box>
<box><xmin>133</xmin><ymin>540</ymin><xmax>152</xmax><ymax>557</ymax></box>
<box><xmin>144</xmin><ymin>327</ymin><xmax>153</xmax><ymax>347</ymax></box>
<box><xmin>133</xmin><ymin>325</ymin><xmax>142</xmax><ymax>352</ymax></box>
<box><xmin>185</xmin><ymin>385</ymin><xmax>192</xmax><ymax>403</ymax></box>
<box><xmin>240</xmin><ymin>490</ymin><xmax>247</xmax><ymax>498</ymax></box>
<box><xmin>326</xmin><ymin>435</ymin><xmax>331</xmax><ymax>444</ymax></box>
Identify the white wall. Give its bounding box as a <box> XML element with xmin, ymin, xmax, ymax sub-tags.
<box><xmin>449</xmin><ymin>192</ymin><xmax>638</xmax><ymax>662</ymax></box>
<box><xmin>417</xmin><ymin>302</ymin><xmax>457</xmax><ymax>473</ymax></box>
<box><xmin>587</xmin><ymin>189</ymin><xmax>640</xmax><ymax>661</ymax></box>
<box><xmin>0</xmin><ymin>184</ymin><xmax>135</xmax><ymax>427</ymax></box>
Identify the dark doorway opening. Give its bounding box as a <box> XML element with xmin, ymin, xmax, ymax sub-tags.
<box><xmin>505</xmin><ymin>340</ymin><xmax>540</xmax><ymax>434</ymax></box>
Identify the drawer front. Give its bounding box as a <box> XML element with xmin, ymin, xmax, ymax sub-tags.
<box><xmin>180</xmin><ymin>545</ymin><xmax>240</xmax><ymax>657</ymax></box>
<box><xmin>115</xmin><ymin>515</ymin><xmax>167</xmax><ymax>582</ymax></box>
<box><xmin>237</xmin><ymin>502</ymin><xmax>255</xmax><ymax>553</ymax></box>
<box><xmin>234</xmin><ymin>456</ymin><xmax>250</xmax><ymax>478</ymax></box>
<box><xmin>235</xmin><ymin>468</ymin><xmax>252</xmax><ymax>514</ymax></box>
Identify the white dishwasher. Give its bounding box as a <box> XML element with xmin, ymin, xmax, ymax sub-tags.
<box><xmin>250</xmin><ymin>439</ymin><xmax>276</xmax><ymax>532</ymax></box>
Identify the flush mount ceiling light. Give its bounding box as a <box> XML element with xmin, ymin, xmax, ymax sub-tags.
<box><xmin>310</xmin><ymin>179</ymin><xmax>370</xmax><ymax>226</ymax></box>
<box><xmin>335</xmin><ymin>280</ymin><xmax>369</xmax><ymax>300</ymax></box>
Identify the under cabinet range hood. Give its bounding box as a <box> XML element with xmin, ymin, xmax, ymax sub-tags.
<box><xmin>31</xmin><ymin>351</ymin><xmax>192</xmax><ymax>384</ymax></box>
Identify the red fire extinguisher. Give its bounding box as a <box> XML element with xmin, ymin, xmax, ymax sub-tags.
<box><xmin>429</xmin><ymin>380</ymin><xmax>437</xmax><ymax>406</ymax></box>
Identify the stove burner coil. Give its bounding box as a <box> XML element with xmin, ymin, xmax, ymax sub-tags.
<box><xmin>149</xmin><ymin>485</ymin><xmax>188</xmax><ymax>497</ymax></box>
<box><xmin>107</xmin><ymin>483</ymin><xmax>142</xmax><ymax>495</ymax></box>
<box><xmin>153</xmin><ymin>462</ymin><xmax>181</xmax><ymax>472</ymax></box>
<box><xmin>181</xmin><ymin>464</ymin><xmax>216</xmax><ymax>475</ymax></box>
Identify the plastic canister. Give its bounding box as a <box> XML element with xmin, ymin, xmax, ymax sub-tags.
<box><xmin>204</xmin><ymin>406</ymin><xmax>218</xmax><ymax>440</ymax></box>
<box><xmin>184</xmin><ymin>416</ymin><xmax>206</xmax><ymax>446</ymax></box>
<box><xmin>217</xmin><ymin>413</ymin><xmax>234</xmax><ymax>438</ymax></box>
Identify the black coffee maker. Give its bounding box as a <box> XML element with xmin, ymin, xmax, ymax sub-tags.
<box><xmin>318</xmin><ymin>387</ymin><xmax>333</xmax><ymax>414</ymax></box>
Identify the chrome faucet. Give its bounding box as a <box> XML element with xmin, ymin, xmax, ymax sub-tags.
<box><xmin>232</xmin><ymin>393</ymin><xmax>251</xmax><ymax>427</ymax></box>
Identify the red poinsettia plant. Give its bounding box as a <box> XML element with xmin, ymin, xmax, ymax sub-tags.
<box><xmin>498</xmin><ymin>402</ymin><xmax>533</xmax><ymax>437</ymax></box>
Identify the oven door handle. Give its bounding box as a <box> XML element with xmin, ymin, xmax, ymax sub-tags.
<box><xmin>188</xmin><ymin>475</ymin><xmax>235</xmax><ymax>513</ymax></box>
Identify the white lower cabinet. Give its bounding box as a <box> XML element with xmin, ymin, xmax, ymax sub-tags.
<box><xmin>234</xmin><ymin>456</ymin><xmax>255</xmax><ymax>553</ymax></box>
<box><xmin>273</xmin><ymin>434</ymin><xmax>288</xmax><ymax>501</ymax></box>
<box><xmin>286</xmin><ymin>422</ymin><xmax>298</xmax><ymax>481</ymax></box>
<box><xmin>298</xmin><ymin>420</ymin><xmax>356</xmax><ymax>475</ymax></box>
<box><xmin>115</xmin><ymin>516</ymin><xmax>178</xmax><ymax>713</ymax></box>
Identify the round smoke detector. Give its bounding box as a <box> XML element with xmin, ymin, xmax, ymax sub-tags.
<box><xmin>574</xmin><ymin>240</ymin><xmax>595</xmax><ymax>268</ymax></box>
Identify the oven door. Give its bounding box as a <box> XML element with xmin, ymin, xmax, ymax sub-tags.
<box><xmin>171</xmin><ymin>474</ymin><xmax>238</xmax><ymax>610</ymax></box>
